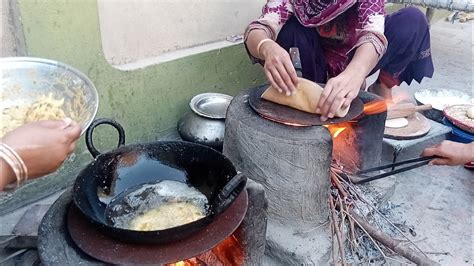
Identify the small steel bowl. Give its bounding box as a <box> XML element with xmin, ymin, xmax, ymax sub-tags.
<box><xmin>1</xmin><ymin>57</ymin><xmax>99</xmax><ymax>135</ymax></box>
<box><xmin>189</xmin><ymin>93</ymin><xmax>233</xmax><ymax>119</ymax></box>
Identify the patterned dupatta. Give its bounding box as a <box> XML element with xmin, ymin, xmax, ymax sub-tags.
<box><xmin>292</xmin><ymin>0</ymin><xmax>357</xmax><ymax>27</ymax></box>
<box><xmin>246</xmin><ymin>0</ymin><xmax>388</xmax><ymax>77</ymax></box>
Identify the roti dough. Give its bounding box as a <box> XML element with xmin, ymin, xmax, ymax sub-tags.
<box><xmin>385</xmin><ymin>118</ymin><xmax>409</xmax><ymax>128</ymax></box>
<box><xmin>262</xmin><ymin>78</ymin><xmax>350</xmax><ymax>117</ymax></box>
<box><xmin>467</xmin><ymin>106</ymin><xmax>474</xmax><ymax>119</ymax></box>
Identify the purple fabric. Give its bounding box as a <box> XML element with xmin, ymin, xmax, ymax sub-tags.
<box><xmin>373</xmin><ymin>7</ymin><xmax>434</xmax><ymax>86</ymax></box>
<box><xmin>276</xmin><ymin>7</ymin><xmax>434</xmax><ymax>88</ymax></box>
<box><xmin>276</xmin><ymin>16</ymin><xmax>328</xmax><ymax>83</ymax></box>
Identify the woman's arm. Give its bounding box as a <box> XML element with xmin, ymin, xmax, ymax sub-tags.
<box><xmin>247</xmin><ymin>30</ymin><xmax>298</xmax><ymax>95</ymax></box>
<box><xmin>244</xmin><ymin>0</ymin><xmax>298</xmax><ymax>95</ymax></box>
<box><xmin>0</xmin><ymin>119</ymin><xmax>81</xmax><ymax>191</ymax></box>
<box><xmin>317</xmin><ymin>43</ymin><xmax>379</xmax><ymax>120</ymax></box>
<box><xmin>0</xmin><ymin>159</ymin><xmax>16</xmax><ymax>190</ymax></box>
<box><xmin>422</xmin><ymin>141</ymin><xmax>474</xmax><ymax>166</ymax></box>
<box><xmin>317</xmin><ymin>0</ymin><xmax>387</xmax><ymax>121</ymax></box>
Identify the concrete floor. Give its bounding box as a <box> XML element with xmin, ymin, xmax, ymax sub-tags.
<box><xmin>370</xmin><ymin>19</ymin><xmax>473</xmax><ymax>265</ymax></box>
<box><xmin>387</xmin><ymin>165</ymin><xmax>473</xmax><ymax>265</ymax></box>
<box><xmin>1</xmin><ymin>17</ymin><xmax>473</xmax><ymax>265</ymax></box>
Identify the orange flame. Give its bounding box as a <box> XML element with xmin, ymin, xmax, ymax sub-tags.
<box><xmin>168</xmin><ymin>261</ymin><xmax>187</xmax><ymax>266</ymax></box>
<box><xmin>209</xmin><ymin>235</ymin><xmax>244</xmax><ymax>265</ymax></box>
<box><xmin>168</xmin><ymin>259</ymin><xmax>200</xmax><ymax>266</ymax></box>
<box><xmin>363</xmin><ymin>88</ymin><xmax>413</xmax><ymax>116</ymax></box>
<box><xmin>363</xmin><ymin>99</ymin><xmax>387</xmax><ymax>115</ymax></box>
<box><xmin>325</xmin><ymin>122</ymin><xmax>360</xmax><ymax>172</ymax></box>
<box><xmin>324</xmin><ymin>124</ymin><xmax>347</xmax><ymax>138</ymax></box>
<box><xmin>166</xmin><ymin>234</ymin><xmax>243</xmax><ymax>266</ymax></box>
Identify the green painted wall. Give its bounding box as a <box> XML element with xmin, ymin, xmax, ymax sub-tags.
<box><xmin>0</xmin><ymin>0</ymin><xmax>264</xmax><ymax>213</ymax></box>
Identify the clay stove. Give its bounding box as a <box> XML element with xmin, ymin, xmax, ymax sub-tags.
<box><xmin>223</xmin><ymin>88</ymin><xmax>386</xmax><ymax>264</ymax></box>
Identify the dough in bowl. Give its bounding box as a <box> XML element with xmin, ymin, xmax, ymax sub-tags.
<box><xmin>261</xmin><ymin>78</ymin><xmax>350</xmax><ymax>117</ymax></box>
<box><xmin>467</xmin><ymin>106</ymin><xmax>474</xmax><ymax>119</ymax></box>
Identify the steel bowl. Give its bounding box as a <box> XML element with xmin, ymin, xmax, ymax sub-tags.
<box><xmin>414</xmin><ymin>88</ymin><xmax>472</xmax><ymax>123</ymax></box>
<box><xmin>0</xmin><ymin>57</ymin><xmax>99</xmax><ymax>136</ymax></box>
<box><xmin>189</xmin><ymin>93</ymin><xmax>233</xmax><ymax>119</ymax></box>
<box><xmin>178</xmin><ymin>92</ymin><xmax>233</xmax><ymax>151</ymax></box>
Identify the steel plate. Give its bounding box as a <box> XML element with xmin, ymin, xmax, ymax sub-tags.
<box><xmin>190</xmin><ymin>93</ymin><xmax>233</xmax><ymax>119</ymax></box>
<box><xmin>414</xmin><ymin>88</ymin><xmax>472</xmax><ymax>111</ymax></box>
<box><xmin>248</xmin><ymin>85</ymin><xmax>364</xmax><ymax>126</ymax></box>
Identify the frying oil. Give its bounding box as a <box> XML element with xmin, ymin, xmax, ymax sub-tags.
<box><xmin>97</xmin><ymin>153</ymin><xmax>189</xmax><ymax>205</ymax></box>
<box><xmin>106</xmin><ymin>180</ymin><xmax>209</xmax><ymax>230</ymax></box>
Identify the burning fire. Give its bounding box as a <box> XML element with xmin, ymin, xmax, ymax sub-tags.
<box><xmin>169</xmin><ymin>259</ymin><xmax>201</xmax><ymax>266</ymax></box>
<box><xmin>325</xmin><ymin>122</ymin><xmax>360</xmax><ymax>172</ymax></box>
<box><xmin>363</xmin><ymin>99</ymin><xmax>387</xmax><ymax>115</ymax></box>
<box><xmin>324</xmin><ymin>124</ymin><xmax>347</xmax><ymax>138</ymax></box>
<box><xmin>363</xmin><ymin>89</ymin><xmax>414</xmax><ymax>116</ymax></box>
<box><xmin>166</xmin><ymin>235</ymin><xmax>243</xmax><ymax>266</ymax></box>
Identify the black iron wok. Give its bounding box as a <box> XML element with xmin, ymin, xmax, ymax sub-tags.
<box><xmin>72</xmin><ymin>118</ymin><xmax>247</xmax><ymax>244</ymax></box>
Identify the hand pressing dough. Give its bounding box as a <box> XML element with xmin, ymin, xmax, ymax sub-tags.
<box><xmin>385</xmin><ymin>117</ymin><xmax>409</xmax><ymax>128</ymax></box>
<box><xmin>261</xmin><ymin>78</ymin><xmax>350</xmax><ymax>117</ymax></box>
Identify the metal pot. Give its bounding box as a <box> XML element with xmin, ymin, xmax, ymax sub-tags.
<box><xmin>178</xmin><ymin>112</ymin><xmax>225</xmax><ymax>151</ymax></box>
<box><xmin>177</xmin><ymin>93</ymin><xmax>232</xmax><ymax>151</ymax></box>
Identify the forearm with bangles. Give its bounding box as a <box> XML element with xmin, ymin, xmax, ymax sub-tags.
<box><xmin>0</xmin><ymin>142</ymin><xmax>28</xmax><ymax>190</ymax></box>
<box><xmin>246</xmin><ymin>29</ymin><xmax>275</xmax><ymax>60</ymax></box>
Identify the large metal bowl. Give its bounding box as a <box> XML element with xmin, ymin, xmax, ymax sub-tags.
<box><xmin>1</xmin><ymin>57</ymin><xmax>99</xmax><ymax>136</ymax></box>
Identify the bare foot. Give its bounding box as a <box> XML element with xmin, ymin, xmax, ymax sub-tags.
<box><xmin>368</xmin><ymin>83</ymin><xmax>392</xmax><ymax>101</ymax></box>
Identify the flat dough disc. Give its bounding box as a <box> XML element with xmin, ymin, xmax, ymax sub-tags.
<box><xmin>385</xmin><ymin>118</ymin><xmax>409</xmax><ymax>128</ymax></box>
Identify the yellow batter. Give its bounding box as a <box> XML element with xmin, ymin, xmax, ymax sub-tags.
<box><xmin>129</xmin><ymin>201</ymin><xmax>206</xmax><ymax>231</ymax></box>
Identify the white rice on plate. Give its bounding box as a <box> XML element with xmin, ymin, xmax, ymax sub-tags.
<box><xmin>415</xmin><ymin>88</ymin><xmax>472</xmax><ymax>111</ymax></box>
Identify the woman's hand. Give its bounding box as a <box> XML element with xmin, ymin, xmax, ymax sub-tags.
<box><xmin>1</xmin><ymin>119</ymin><xmax>81</xmax><ymax>178</ymax></box>
<box><xmin>422</xmin><ymin>140</ymin><xmax>474</xmax><ymax>166</ymax></box>
<box><xmin>316</xmin><ymin>69</ymin><xmax>364</xmax><ymax>121</ymax></box>
<box><xmin>260</xmin><ymin>41</ymin><xmax>299</xmax><ymax>95</ymax></box>
<box><xmin>316</xmin><ymin>42</ymin><xmax>379</xmax><ymax>121</ymax></box>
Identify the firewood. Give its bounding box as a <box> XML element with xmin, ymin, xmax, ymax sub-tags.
<box><xmin>348</xmin><ymin>211</ymin><xmax>440</xmax><ymax>266</ymax></box>
<box><xmin>329</xmin><ymin>197</ymin><xmax>346</xmax><ymax>265</ymax></box>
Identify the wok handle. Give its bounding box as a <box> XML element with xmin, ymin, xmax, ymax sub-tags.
<box><xmin>214</xmin><ymin>172</ymin><xmax>247</xmax><ymax>214</ymax></box>
<box><xmin>85</xmin><ymin>118</ymin><xmax>126</xmax><ymax>158</ymax></box>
